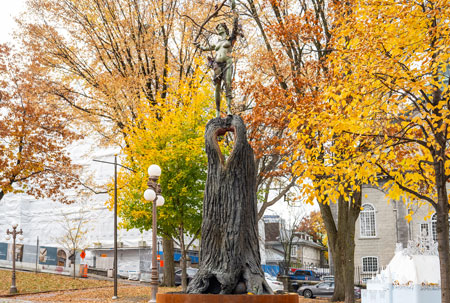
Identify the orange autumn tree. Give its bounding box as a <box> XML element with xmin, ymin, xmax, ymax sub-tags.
<box><xmin>298</xmin><ymin>211</ymin><xmax>327</xmax><ymax>248</ymax></box>
<box><xmin>241</xmin><ymin>1</ymin><xmax>371</xmax><ymax>302</ymax></box>
<box><xmin>238</xmin><ymin>0</ymin><xmax>303</xmax><ymax>218</ymax></box>
<box><xmin>0</xmin><ymin>45</ymin><xmax>82</xmax><ymax>204</ymax></box>
<box><xmin>19</xmin><ymin>0</ymin><xmax>209</xmax><ymax>145</ymax></box>
<box><xmin>327</xmin><ymin>1</ymin><xmax>450</xmax><ymax>301</ymax></box>
<box><xmin>297</xmin><ymin>210</ymin><xmax>328</xmax><ymax>261</ymax></box>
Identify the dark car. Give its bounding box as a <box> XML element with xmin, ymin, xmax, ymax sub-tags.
<box><xmin>297</xmin><ymin>281</ymin><xmax>361</xmax><ymax>299</ymax></box>
<box><xmin>289</xmin><ymin>269</ymin><xmax>321</xmax><ymax>281</ymax></box>
<box><xmin>174</xmin><ymin>267</ymin><xmax>198</xmax><ymax>286</ymax></box>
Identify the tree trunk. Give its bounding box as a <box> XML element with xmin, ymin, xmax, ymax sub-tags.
<box><xmin>436</xmin><ymin>206</ymin><xmax>450</xmax><ymax>303</ymax></box>
<box><xmin>331</xmin><ymin>240</ymin><xmax>345</xmax><ymax>301</ymax></box>
<box><xmin>319</xmin><ymin>188</ymin><xmax>361</xmax><ymax>303</ymax></box>
<box><xmin>343</xmin><ymin>191</ymin><xmax>360</xmax><ymax>303</ymax></box>
<box><xmin>73</xmin><ymin>250</ymin><xmax>76</xmax><ymax>279</ymax></box>
<box><xmin>179</xmin><ymin>225</ymin><xmax>188</xmax><ymax>292</ymax></box>
<box><xmin>435</xmin><ymin>174</ymin><xmax>450</xmax><ymax>303</ymax></box>
<box><xmin>162</xmin><ymin>237</ymin><xmax>175</xmax><ymax>287</ymax></box>
<box><xmin>333</xmin><ymin>196</ymin><xmax>348</xmax><ymax>302</ymax></box>
<box><xmin>187</xmin><ymin>115</ymin><xmax>271</xmax><ymax>294</ymax></box>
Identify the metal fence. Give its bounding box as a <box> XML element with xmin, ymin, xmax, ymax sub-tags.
<box><xmin>354</xmin><ymin>265</ymin><xmax>386</xmax><ymax>285</ymax></box>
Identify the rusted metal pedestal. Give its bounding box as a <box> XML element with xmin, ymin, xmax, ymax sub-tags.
<box><xmin>156</xmin><ymin>293</ymin><xmax>298</xmax><ymax>303</ymax></box>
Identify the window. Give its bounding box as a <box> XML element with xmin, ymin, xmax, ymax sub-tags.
<box><xmin>420</xmin><ymin>223</ymin><xmax>430</xmax><ymax>238</ymax></box>
<box><xmin>430</xmin><ymin>214</ymin><xmax>450</xmax><ymax>242</ymax></box>
<box><xmin>291</xmin><ymin>245</ymin><xmax>297</xmax><ymax>257</ymax></box>
<box><xmin>432</xmin><ymin>214</ymin><xmax>437</xmax><ymax>242</ymax></box>
<box><xmin>360</xmin><ymin>204</ymin><xmax>376</xmax><ymax>237</ymax></box>
<box><xmin>362</xmin><ymin>257</ymin><xmax>378</xmax><ymax>273</ymax></box>
<box><xmin>317</xmin><ymin>282</ymin><xmax>333</xmax><ymax>289</ymax></box>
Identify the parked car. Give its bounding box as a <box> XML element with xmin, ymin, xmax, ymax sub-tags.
<box><xmin>321</xmin><ymin>275</ymin><xmax>335</xmax><ymax>281</ymax></box>
<box><xmin>174</xmin><ymin>267</ymin><xmax>199</xmax><ymax>286</ymax></box>
<box><xmin>297</xmin><ymin>281</ymin><xmax>361</xmax><ymax>299</ymax></box>
<box><xmin>264</xmin><ymin>273</ymin><xmax>284</xmax><ymax>293</ymax></box>
<box><xmin>289</xmin><ymin>269</ymin><xmax>321</xmax><ymax>281</ymax></box>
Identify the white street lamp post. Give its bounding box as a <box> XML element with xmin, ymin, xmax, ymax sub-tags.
<box><xmin>144</xmin><ymin>164</ymin><xmax>164</xmax><ymax>303</ymax></box>
<box><xmin>6</xmin><ymin>224</ymin><xmax>23</xmax><ymax>294</ymax></box>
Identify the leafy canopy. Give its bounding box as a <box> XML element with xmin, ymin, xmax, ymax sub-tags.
<box><xmin>0</xmin><ymin>45</ymin><xmax>82</xmax><ymax>203</ymax></box>
<box><xmin>109</xmin><ymin>67</ymin><xmax>214</xmax><ymax>239</ymax></box>
<box><xmin>327</xmin><ymin>0</ymin><xmax>450</xmax><ymax>214</ymax></box>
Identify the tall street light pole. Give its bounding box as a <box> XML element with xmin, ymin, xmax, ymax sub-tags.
<box><xmin>143</xmin><ymin>164</ymin><xmax>165</xmax><ymax>303</ymax></box>
<box><xmin>113</xmin><ymin>155</ymin><xmax>118</xmax><ymax>299</ymax></box>
<box><xmin>93</xmin><ymin>155</ymin><xmax>134</xmax><ymax>300</ymax></box>
<box><xmin>6</xmin><ymin>224</ymin><xmax>23</xmax><ymax>294</ymax></box>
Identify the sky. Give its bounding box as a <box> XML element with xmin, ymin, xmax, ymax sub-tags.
<box><xmin>0</xmin><ymin>0</ymin><xmax>26</xmax><ymax>44</ymax></box>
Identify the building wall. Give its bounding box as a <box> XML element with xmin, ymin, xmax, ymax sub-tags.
<box><xmin>266</xmin><ymin>241</ymin><xmax>324</xmax><ymax>268</ymax></box>
<box><xmin>329</xmin><ymin>182</ymin><xmax>449</xmax><ymax>282</ymax></box>
<box><xmin>354</xmin><ymin>186</ymin><xmax>409</xmax><ymax>271</ymax></box>
<box><xmin>354</xmin><ymin>185</ymin><xmax>440</xmax><ymax>273</ymax></box>
<box><xmin>408</xmin><ymin>184</ymin><xmax>450</xmax><ymax>243</ymax></box>
<box><xmin>410</xmin><ymin>203</ymin><xmax>438</xmax><ymax>243</ymax></box>
<box><xmin>298</xmin><ymin>245</ymin><xmax>321</xmax><ymax>267</ymax></box>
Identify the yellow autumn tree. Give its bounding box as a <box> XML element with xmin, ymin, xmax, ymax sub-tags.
<box><xmin>244</xmin><ymin>1</ymin><xmax>376</xmax><ymax>301</ymax></box>
<box><xmin>327</xmin><ymin>1</ymin><xmax>450</xmax><ymax>301</ymax></box>
<box><xmin>109</xmin><ymin>66</ymin><xmax>213</xmax><ymax>291</ymax></box>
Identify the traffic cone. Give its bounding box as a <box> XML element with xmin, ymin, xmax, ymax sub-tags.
<box><xmin>82</xmin><ymin>264</ymin><xmax>88</xmax><ymax>278</ymax></box>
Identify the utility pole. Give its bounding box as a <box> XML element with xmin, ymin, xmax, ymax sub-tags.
<box><xmin>93</xmin><ymin>155</ymin><xmax>134</xmax><ymax>300</ymax></box>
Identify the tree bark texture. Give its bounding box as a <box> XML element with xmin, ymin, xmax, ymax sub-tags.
<box><xmin>187</xmin><ymin>115</ymin><xmax>272</xmax><ymax>295</ymax></box>
<box><xmin>162</xmin><ymin>237</ymin><xmax>175</xmax><ymax>287</ymax></box>
<box><xmin>319</xmin><ymin>188</ymin><xmax>361</xmax><ymax>303</ymax></box>
<box><xmin>435</xmin><ymin>171</ymin><xmax>450</xmax><ymax>303</ymax></box>
<box><xmin>342</xmin><ymin>191</ymin><xmax>360</xmax><ymax>303</ymax></box>
<box><xmin>179</xmin><ymin>225</ymin><xmax>188</xmax><ymax>292</ymax></box>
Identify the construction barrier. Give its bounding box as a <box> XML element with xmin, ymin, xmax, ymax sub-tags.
<box><xmin>79</xmin><ymin>264</ymin><xmax>88</xmax><ymax>278</ymax></box>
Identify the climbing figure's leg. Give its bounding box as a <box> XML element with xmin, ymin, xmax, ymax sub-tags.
<box><xmin>225</xmin><ymin>60</ymin><xmax>233</xmax><ymax>115</ymax></box>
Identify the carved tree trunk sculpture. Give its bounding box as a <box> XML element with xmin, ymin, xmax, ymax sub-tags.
<box><xmin>187</xmin><ymin>115</ymin><xmax>272</xmax><ymax>295</ymax></box>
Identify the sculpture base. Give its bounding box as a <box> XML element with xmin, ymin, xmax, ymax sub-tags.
<box><xmin>156</xmin><ymin>293</ymin><xmax>298</xmax><ymax>303</ymax></box>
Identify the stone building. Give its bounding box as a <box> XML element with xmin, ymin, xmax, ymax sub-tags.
<box><xmin>353</xmin><ymin>184</ymin><xmax>436</xmax><ymax>282</ymax></box>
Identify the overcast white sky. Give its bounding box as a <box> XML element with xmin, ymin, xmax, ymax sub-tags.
<box><xmin>0</xmin><ymin>0</ymin><xmax>26</xmax><ymax>44</ymax></box>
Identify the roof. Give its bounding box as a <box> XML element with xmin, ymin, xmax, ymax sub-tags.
<box><xmin>265</xmin><ymin>247</ymin><xmax>284</xmax><ymax>262</ymax></box>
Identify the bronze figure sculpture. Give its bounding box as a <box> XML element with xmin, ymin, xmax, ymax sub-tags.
<box><xmin>194</xmin><ymin>0</ymin><xmax>239</xmax><ymax>117</ymax></box>
<box><xmin>185</xmin><ymin>0</ymin><xmax>273</xmax><ymax>296</ymax></box>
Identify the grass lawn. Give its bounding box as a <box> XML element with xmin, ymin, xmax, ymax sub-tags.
<box><xmin>16</xmin><ymin>285</ymin><xmax>181</xmax><ymax>302</ymax></box>
<box><xmin>0</xmin><ymin>269</ymin><xmax>112</xmax><ymax>295</ymax></box>
<box><xmin>0</xmin><ymin>270</ymin><xmax>359</xmax><ymax>303</ymax></box>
